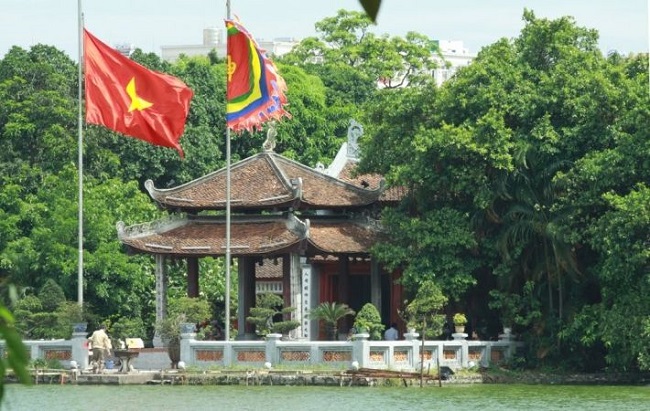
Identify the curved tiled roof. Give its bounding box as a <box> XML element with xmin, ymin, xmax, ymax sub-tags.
<box><xmin>117</xmin><ymin>214</ymin><xmax>382</xmax><ymax>257</ymax></box>
<box><xmin>145</xmin><ymin>152</ymin><xmax>382</xmax><ymax>212</ymax></box>
<box><xmin>306</xmin><ymin>219</ymin><xmax>379</xmax><ymax>255</ymax></box>
<box><xmin>117</xmin><ymin>214</ymin><xmax>307</xmax><ymax>257</ymax></box>
<box><xmin>337</xmin><ymin>161</ymin><xmax>406</xmax><ymax>203</ymax></box>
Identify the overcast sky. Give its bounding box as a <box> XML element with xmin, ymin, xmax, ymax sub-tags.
<box><xmin>1</xmin><ymin>0</ymin><xmax>647</xmax><ymax>60</ymax></box>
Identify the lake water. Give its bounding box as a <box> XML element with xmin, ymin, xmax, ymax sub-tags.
<box><xmin>2</xmin><ymin>383</ymin><xmax>649</xmax><ymax>411</ymax></box>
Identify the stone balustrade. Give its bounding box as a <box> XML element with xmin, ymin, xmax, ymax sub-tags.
<box><xmin>0</xmin><ymin>327</ymin><xmax>522</xmax><ymax>372</ymax></box>
<box><xmin>180</xmin><ymin>330</ymin><xmax>523</xmax><ymax>371</ymax></box>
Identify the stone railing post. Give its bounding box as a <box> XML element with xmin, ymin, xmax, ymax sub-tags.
<box><xmin>352</xmin><ymin>333</ymin><xmax>370</xmax><ymax>368</ymax></box>
<box><xmin>180</xmin><ymin>323</ymin><xmax>197</xmax><ymax>367</ymax></box>
<box><xmin>71</xmin><ymin>325</ymin><xmax>89</xmax><ymax>370</ymax></box>
<box><xmin>404</xmin><ymin>331</ymin><xmax>420</xmax><ymax>370</ymax></box>
<box><xmin>266</xmin><ymin>333</ymin><xmax>282</xmax><ymax>366</ymax></box>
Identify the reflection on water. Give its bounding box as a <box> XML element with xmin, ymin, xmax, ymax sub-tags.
<box><xmin>3</xmin><ymin>383</ymin><xmax>649</xmax><ymax>411</ymax></box>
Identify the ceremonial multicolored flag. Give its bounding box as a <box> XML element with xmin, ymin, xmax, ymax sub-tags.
<box><xmin>225</xmin><ymin>19</ymin><xmax>291</xmax><ymax>133</ymax></box>
<box><xmin>84</xmin><ymin>29</ymin><xmax>194</xmax><ymax>157</ymax></box>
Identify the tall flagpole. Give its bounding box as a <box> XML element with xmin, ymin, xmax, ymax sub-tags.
<box><xmin>77</xmin><ymin>0</ymin><xmax>84</xmax><ymax>307</ymax></box>
<box><xmin>224</xmin><ymin>0</ymin><xmax>232</xmax><ymax>341</ymax></box>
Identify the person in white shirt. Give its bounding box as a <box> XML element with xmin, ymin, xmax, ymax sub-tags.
<box><xmin>384</xmin><ymin>323</ymin><xmax>399</xmax><ymax>340</ymax></box>
<box><xmin>88</xmin><ymin>324</ymin><xmax>112</xmax><ymax>373</ymax></box>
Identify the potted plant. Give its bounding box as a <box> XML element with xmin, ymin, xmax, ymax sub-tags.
<box><xmin>404</xmin><ymin>281</ymin><xmax>448</xmax><ymax>339</ymax></box>
<box><xmin>353</xmin><ymin>303</ymin><xmax>384</xmax><ymax>341</ymax></box>
<box><xmin>246</xmin><ymin>293</ymin><xmax>300</xmax><ymax>339</ymax></box>
<box><xmin>156</xmin><ymin>297</ymin><xmax>211</xmax><ymax>369</ymax></box>
<box><xmin>453</xmin><ymin>313</ymin><xmax>467</xmax><ymax>333</ymax></box>
<box><xmin>309</xmin><ymin>302</ymin><xmax>355</xmax><ymax>340</ymax></box>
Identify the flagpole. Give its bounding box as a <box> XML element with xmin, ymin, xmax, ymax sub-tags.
<box><xmin>77</xmin><ymin>0</ymin><xmax>84</xmax><ymax>307</ymax></box>
<box><xmin>224</xmin><ymin>0</ymin><xmax>232</xmax><ymax>341</ymax></box>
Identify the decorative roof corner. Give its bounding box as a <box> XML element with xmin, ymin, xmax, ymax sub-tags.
<box><xmin>287</xmin><ymin>213</ymin><xmax>309</xmax><ymax>239</ymax></box>
<box><xmin>346</xmin><ymin>119</ymin><xmax>362</xmax><ymax>160</ymax></box>
<box><xmin>290</xmin><ymin>177</ymin><xmax>303</xmax><ymax>200</ymax></box>
<box><xmin>262</xmin><ymin>120</ymin><xmax>277</xmax><ymax>152</ymax></box>
<box><xmin>116</xmin><ymin>221</ymin><xmax>126</xmax><ymax>240</ymax></box>
<box><xmin>144</xmin><ymin>179</ymin><xmax>156</xmax><ymax>197</ymax></box>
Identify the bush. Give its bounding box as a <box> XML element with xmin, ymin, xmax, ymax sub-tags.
<box><xmin>309</xmin><ymin>302</ymin><xmax>355</xmax><ymax>340</ymax></box>
<box><xmin>156</xmin><ymin>296</ymin><xmax>211</xmax><ymax>344</ymax></box>
<box><xmin>38</xmin><ymin>279</ymin><xmax>66</xmax><ymax>312</ymax></box>
<box><xmin>55</xmin><ymin>301</ymin><xmax>86</xmax><ymax>339</ymax></box>
<box><xmin>453</xmin><ymin>313</ymin><xmax>467</xmax><ymax>326</ymax></box>
<box><xmin>246</xmin><ymin>293</ymin><xmax>300</xmax><ymax>338</ymax></box>
<box><xmin>353</xmin><ymin>303</ymin><xmax>384</xmax><ymax>340</ymax></box>
<box><xmin>29</xmin><ymin>312</ymin><xmax>59</xmax><ymax>339</ymax></box>
<box><xmin>405</xmin><ymin>280</ymin><xmax>447</xmax><ymax>338</ymax></box>
<box><xmin>13</xmin><ymin>295</ymin><xmax>43</xmax><ymax>337</ymax></box>
<box><xmin>110</xmin><ymin>317</ymin><xmax>146</xmax><ymax>341</ymax></box>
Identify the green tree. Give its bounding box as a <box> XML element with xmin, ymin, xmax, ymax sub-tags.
<box><xmin>404</xmin><ymin>280</ymin><xmax>447</xmax><ymax>339</ymax></box>
<box><xmin>37</xmin><ymin>279</ymin><xmax>66</xmax><ymax>312</ymax></box>
<box><xmin>0</xmin><ymin>45</ymin><xmax>77</xmax><ymax>175</ymax></box>
<box><xmin>360</xmin><ymin>10</ymin><xmax>646</xmax><ymax>370</ymax></box>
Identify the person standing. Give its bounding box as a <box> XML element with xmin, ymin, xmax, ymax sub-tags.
<box><xmin>88</xmin><ymin>324</ymin><xmax>112</xmax><ymax>373</ymax></box>
<box><xmin>384</xmin><ymin>323</ymin><xmax>399</xmax><ymax>340</ymax></box>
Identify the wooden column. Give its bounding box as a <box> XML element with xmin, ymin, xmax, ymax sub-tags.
<box><xmin>337</xmin><ymin>254</ymin><xmax>350</xmax><ymax>338</ymax></box>
<box><xmin>370</xmin><ymin>259</ymin><xmax>382</xmax><ymax>314</ymax></box>
<box><xmin>237</xmin><ymin>257</ymin><xmax>256</xmax><ymax>338</ymax></box>
<box><xmin>282</xmin><ymin>255</ymin><xmax>291</xmax><ymax>315</ymax></box>
<box><xmin>187</xmin><ymin>257</ymin><xmax>199</xmax><ymax>298</ymax></box>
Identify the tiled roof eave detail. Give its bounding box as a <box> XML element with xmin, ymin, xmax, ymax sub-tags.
<box><xmin>143</xmin><ymin>152</ymin><xmax>384</xmax><ymax>210</ymax></box>
<box><xmin>117</xmin><ymin>214</ymin><xmax>309</xmax><ymax>257</ymax></box>
<box><xmin>143</xmin><ymin>153</ymin><xmax>297</xmax><ymax>209</ymax></box>
<box><xmin>302</xmin><ymin>218</ymin><xmax>381</xmax><ymax>255</ymax></box>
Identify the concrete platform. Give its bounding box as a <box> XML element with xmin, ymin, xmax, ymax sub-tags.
<box><xmin>74</xmin><ymin>370</ymin><xmax>160</xmax><ymax>385</ymax></box>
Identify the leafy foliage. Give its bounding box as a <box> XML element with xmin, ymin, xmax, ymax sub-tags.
<box><xmin>156</xmin><ymin>296</ymin><xmax>211</xmax><ymax>346</ymax></box>
<box><xmin>37</xmin><ymin>279</ymin><xmax>66</xmax><ymax>312</ymax></box>
<box><xmin>309</xmin><ymin>302</ymin><xmax>355</xmax><ymax>340</ymax></box>
<box><xmin>404</xmin><ymin>280</ymin><xmax>447</xmax><ymax>338</ymax></box>
<box><xmin>0</xmin><ymin>302</ymin><xmax>31</xmax><ymax>398</ymax></box>
<box><xmin>246</xmin><ymin>293</ymin><xmax>300</xmax><ymax>338</ymax></box>
<box><xmin>353</xmin><ymin>303</ymin><xmax>384</xmax><ymax>340</ymax></box>
<box><xmin>360</xmin><ymin>10</ymin><xmax>649</xmax><ymax>370</ymax></box>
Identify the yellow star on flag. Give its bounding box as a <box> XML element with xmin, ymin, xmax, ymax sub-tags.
<box><xmin>126</xmin><ymin>77</ymin><xmax>153</xmax><ymax>112</ymax></box>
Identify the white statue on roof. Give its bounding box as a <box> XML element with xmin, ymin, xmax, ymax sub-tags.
<box><xmin>263</xmin><ymin>120</ymin><xmax>277</xmax><ymax>152</ymax></box>
<box><xmin>347</xmin><ymin>119</ymin><xmax>362</xmax><ymax>159</ymax></box>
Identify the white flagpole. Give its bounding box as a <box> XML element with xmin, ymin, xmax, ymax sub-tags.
<box><xmin>224</xmin><ymin>0</ymin><xmax>232</xmax><ymax>341</ymax></box>
<box><xmin>77</xmin><ymin>0</ymin><xmax>84</xmax><ymax>307</ymax></box>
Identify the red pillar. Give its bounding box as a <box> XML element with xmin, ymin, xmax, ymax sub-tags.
<box><xmin>187</xmin><ymin>257</ymin><xmax>199</xmax><ymax>298</ymax></box>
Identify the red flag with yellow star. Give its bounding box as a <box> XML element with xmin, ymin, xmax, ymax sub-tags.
<box><xmin>84</xmin><ymin>29</ymin><xmax>193</xmax><ymax>157</ymax></box>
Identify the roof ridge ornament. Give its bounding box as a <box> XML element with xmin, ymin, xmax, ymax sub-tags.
<box><xmin>263</xmin><ymin>120</ymin><xmax>277</xmax><ymax>152</ymax></box>
<box><xmin>347</xmin><ymin>119</ymin><xmax>363</xmax><ymax>159</ymax></box>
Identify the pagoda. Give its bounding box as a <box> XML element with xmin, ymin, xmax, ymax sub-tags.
<box><xmin>117</xmin><ymin>121</ymin><xmax>403</xmax><ymax>342</ymax></box>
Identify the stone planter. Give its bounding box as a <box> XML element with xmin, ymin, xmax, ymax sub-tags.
<box><xmin>73</xmin><ymin>322</ymin><xmax>88</xmax><ymax>333</ymax></box>
<box><xmin>180</xmin><ymin>322</ymin><xmax>197</xmax><ymax>334</ymax></box>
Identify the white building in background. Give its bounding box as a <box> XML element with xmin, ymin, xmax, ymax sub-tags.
<box><xmin>160</xmin><ymin>29</ymin><xmax>474</xmax><ymax>87</ymax></box>
<box><xmin>161</xmin><ymin>27</ymin><xmax>299</xmax><ymax>62</ymax></box>
<box><xmin>431</xmin><ymin>40</ymin><xmax>476</xmax><ymax>87</ymax></box>
<box><xmin>115</xmin><ymin>43</ymin><xmax>135</xmax><ymax>57</ymax></box>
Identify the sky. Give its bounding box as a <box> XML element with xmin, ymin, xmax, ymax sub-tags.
<box><xmin>1</xmin><ymin>0</ymin><xmax>647</xmax><ymax>60</ymax></box>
